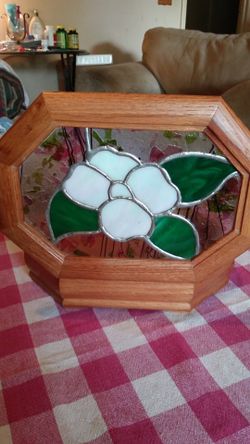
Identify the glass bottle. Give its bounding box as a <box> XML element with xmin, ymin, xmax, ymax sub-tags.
<box><xmin>28</xmin><ymin>9</ymin><xmax>45</xmax><ymax>40</ymax></box>
<box><xmin>56</xmin><ymin>26</ymin><xmax>67</xmax><ymax>49</ymax></box>
<box><xmin>67</xmin><ymin>29</ymin><xmax>79</xmax><ymax>50</ymax></box>
<box><xmin>4</xmin><ymin>3</ymin><xmax>26</xmax><ymax>42</ymax></box>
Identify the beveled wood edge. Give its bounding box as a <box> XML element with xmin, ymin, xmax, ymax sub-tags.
<box><xmin>1</xmin><ymin>93</ymin><xmax>249</xmax><ymax>168</ymax></box>
<box><xmin>60</xmin><ymin>279</ymin><xmax>194</xmax><ymax>300</ymax></box>
<box><xmin>232</xmin><ymin>175</ymin><xmax>249</xmax><ymax>234</ymax></box>
<box><xmin>61</xmin><ymin>254</ymin><xmax>194</xmax><ymax>282</ymax></box>
<box><xmin>241</xmin><ymin>178</ymin><xmax>250</xmax><ymax>237</ymax></box>
<box><xmin>4</xmin><ymin>222</ymin><xmax>65</xmax><ymax>277</ymax></box>
<box><xmin>209</xmin><ymin>100</ymin><xmax>250</xmax><ymax>166</ymax></box>
<box><xmin>205</xmin><ymin>126</ymin><xmax>250</xmax><ymax>174</ymax></box>
<box><xmin>0</xmin><ymin>94</ymin><xmax>55</xmax><ymax>166</ymax></box>
<box><xmin>192</xmin><ymin>232</ymin><xmax>250</xmax><ymax>268</ymax></box>
<box><xmin>41</xmin><ymin>91</ymin><xmax>220</xmax><ymax>130</ymax></box>
<box><xmin>204</xmin><ymin>128</ymin><xmax>250</xmax><ymax>235</ymax></box>
<box><xmin>0</xmin><ymin>164</ymin><xmax>23</xmax><ymax>230</ymax></box>
<box><xmin>61</xmin><ymin>298</ymin><xmax>192</xmax><ymax>312</ymax></box>
<box><xmin>0</xmin><ymin>92</ymin><xmax>225</xmax><ymax>168</ymax></box>
<box><xmin>192</xmin><ymin>263</ymin><xmax>233</xmax><ymax>307</ymax></box>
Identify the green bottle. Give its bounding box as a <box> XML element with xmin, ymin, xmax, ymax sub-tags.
<box><xmin>56</xmin><ymin>26</ymin><xmax>67</xmax><ymax>49</ymax></box>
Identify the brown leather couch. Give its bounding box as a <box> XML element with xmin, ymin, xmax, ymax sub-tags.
<box><xmin>75</xmin><ymin>27</ymin><xmax>250</xmax><ymax>129</ymax></box>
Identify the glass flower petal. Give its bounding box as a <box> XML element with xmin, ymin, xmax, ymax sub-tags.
<box><xmin>63</xmin><ymin>164</ymin><xmax>110</xmax><ymax>209</ymax></box>
<box><xmin>126</xmin><ymin>165</ymin><xmax>179</xmax><ymax>215</ymax></box>
<box><xmin>100</xmin><ymin>199</ymin><xmax>152</xmax><ymax>241</ymax></box>
<box><xmin>88</xmin><ymin>147</ymin><xmax>140</xmax><ymax>181</ymax></box>
<box><xmin>109</xmin><ymin>182</ymin><xmax>132</xmax><ymax>199</ymax></box>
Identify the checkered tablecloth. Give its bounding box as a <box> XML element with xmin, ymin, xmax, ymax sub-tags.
<box><xmin>0</xmin><ymin>232</ymin><xmax>249</xmax><ymax>444</ymax></box>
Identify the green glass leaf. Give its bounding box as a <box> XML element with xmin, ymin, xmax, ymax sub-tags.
<box><xmin>48</xmin><ymin>191</ymin><xmax>99</xmax><ymax>241</ymax></box>
<box><xmin>148</xmin><ymin>214</ymin><xmax>199</xmax><ymax>259</ymax></box>
<box><xmin>161</xmin><ymin>154</ymin><xmax>237</xmax><ymax>205</ymax></box>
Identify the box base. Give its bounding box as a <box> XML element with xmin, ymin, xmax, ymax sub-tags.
<box><xmin>25</xmin><ymin>253</ymin><xmax>233</xmax><ymax>312</ymax></box>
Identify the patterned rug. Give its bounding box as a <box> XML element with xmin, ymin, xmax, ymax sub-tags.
<box><xmin>0</xmin><ymin>233</ymin><xmax>249</xmax><ymax>444</ymax></box>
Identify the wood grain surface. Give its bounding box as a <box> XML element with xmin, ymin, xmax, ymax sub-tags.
<box><xmin>0</xmin><ymin>92</ymin><xmax>249</xmax><ymax>311</ymax></box>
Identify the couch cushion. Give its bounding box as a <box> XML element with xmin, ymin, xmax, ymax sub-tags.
<box><xmin>142</xmin><ymin>27</ymin><xmax>250</xmax><ymax>95</ymax></box>
<box><xmin>75</xmin><ymin>62</ymin><xmax>162</xmax><ymax>94</ymax></box>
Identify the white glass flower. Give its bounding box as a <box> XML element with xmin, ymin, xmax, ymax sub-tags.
<box><xmin>62</xmin><ymin>146</ymin><xmax>179</xmax><ymax>241</ymax></box>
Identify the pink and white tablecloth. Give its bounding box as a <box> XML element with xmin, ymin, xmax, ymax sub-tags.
<box><xmin>0</xmin><ymin>233</ymin><xmax>249</xmax><ymax>444</ymax></box>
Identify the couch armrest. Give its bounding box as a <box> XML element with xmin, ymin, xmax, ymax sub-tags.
<box><xmin>223</xmin><ymin>80</ymin><xmax>250</xmax><ymax>130</ymax></box>
<box><xmin>75</xmin><ymin>62</ymin><xmax>163</xmax><ymax>94</ymax></box>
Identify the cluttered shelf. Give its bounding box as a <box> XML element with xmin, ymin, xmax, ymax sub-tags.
<box><xmin>0</xmin><ymin>48</ymin><xmax>88</xmax><ymax>55</ymax></box>
<box><xmin>0</xmin><ymin>5</ymin><xmax>86</xmax><ymax>91</ymax></box>
<box><xmin>0</xmin><ymin>6</ymin><xmax>112</xmax><ymax>91</ymax></box>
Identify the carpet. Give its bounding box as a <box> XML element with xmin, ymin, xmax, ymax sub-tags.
<box><xmin>0</xmin><ymin>234</ymin><xmax>250</xmax><ymax>444</ymax></box>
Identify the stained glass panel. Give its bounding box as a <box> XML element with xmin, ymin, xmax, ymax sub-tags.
<box><xmin>21</xmin><ymin>127</ymin><xmax>241</xmax><ymax>260</ymax></box>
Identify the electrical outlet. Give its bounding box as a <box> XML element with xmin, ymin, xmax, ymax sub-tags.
<box><xmin>76</xmin><ymin>54</ymin><xmax>113</xmax><ymax>66</ymax></box>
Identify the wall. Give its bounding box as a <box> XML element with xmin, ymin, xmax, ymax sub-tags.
<box><xmin>0</xmin><ymin>0</ymin><xmax>187</xmax><ymax>101</ymax></box>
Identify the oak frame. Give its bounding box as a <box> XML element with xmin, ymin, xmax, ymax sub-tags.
<box><xmin>0</xmin><ymin>92</ymin><xmax>249</xmax><ymax>311</ymax></box>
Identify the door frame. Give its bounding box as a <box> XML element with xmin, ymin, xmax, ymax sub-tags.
<box><xmin>180</xmin><ymin>0</ymin><xmax>188</xmax><ymax>28</ymax></box>
<box><xmin>237</xmin><ymin>0</ymin><xmax>250</xmax><ymax>31</ymax></box>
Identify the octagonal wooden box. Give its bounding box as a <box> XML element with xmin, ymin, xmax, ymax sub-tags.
<box><xmin>0</xmin><ymin>92</ymin><xmax>249</xmax><ymax>311</ymax></box>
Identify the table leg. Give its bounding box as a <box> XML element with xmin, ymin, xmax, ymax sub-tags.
<box><xmin>71</xmin><ymin>54</ymin><xmax>77</xmax><ymax>91</ymax></box>
<box><xmin>60</xmin><ymin>53</ymin><xmax>77</xmax><ymax>91</ymax></box>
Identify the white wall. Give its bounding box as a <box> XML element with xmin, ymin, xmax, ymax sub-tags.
<box><xmin>0</xmin><ymin>0</ymin><xmax>187</xmax><ymax>101</ymax></box>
